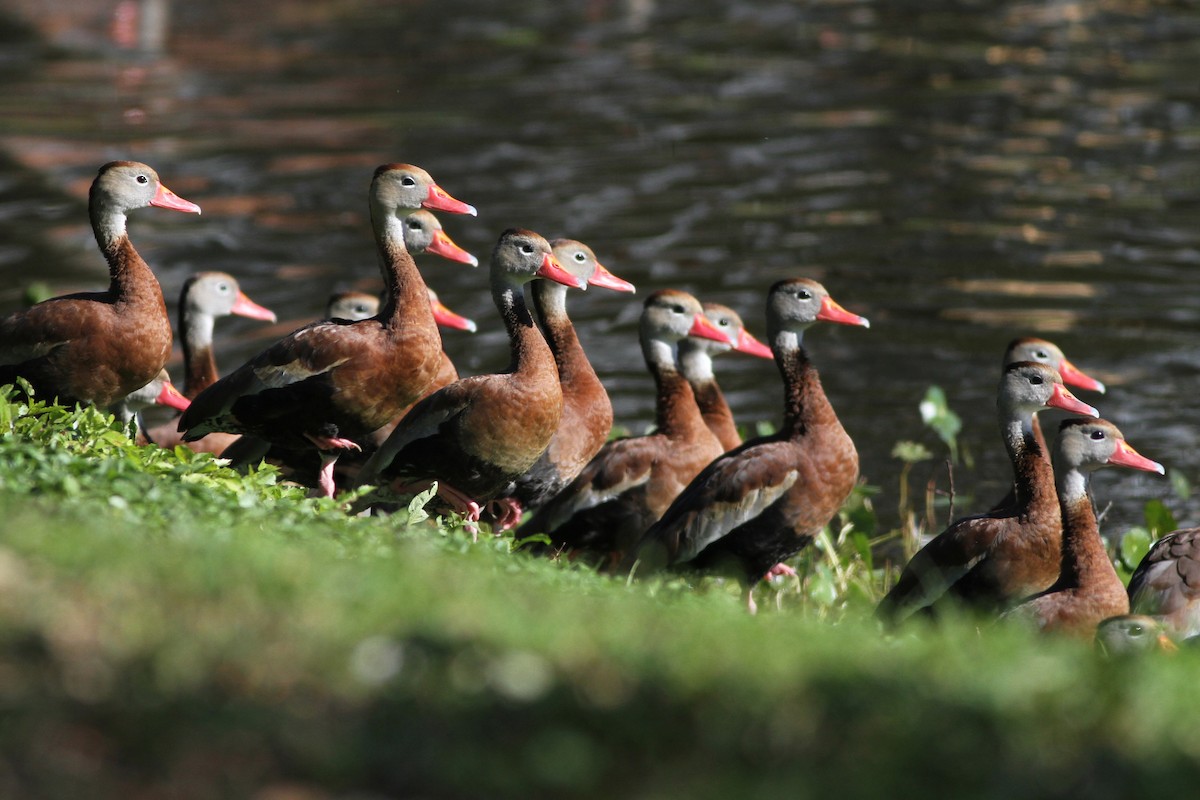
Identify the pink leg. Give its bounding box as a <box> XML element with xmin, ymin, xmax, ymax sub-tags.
<box><xmin>317</xmin><ymin>452</ymin><xmax>339</xmax><ymax>498</ymax></box>
<box><xmin>747</xmin><ymin>586</ymin><xmax>759</xmax><ymax>616</ymax></box>
<box><xmin>486</xmin><ymin>497</ymin><xmax>524</xmax><ymax>532</ymax></box>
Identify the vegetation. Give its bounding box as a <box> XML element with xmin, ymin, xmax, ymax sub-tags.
<box><xmin>0</xmin><ymin>383</ymin><xmax>1197</xmax><ymax>798</ymax></box>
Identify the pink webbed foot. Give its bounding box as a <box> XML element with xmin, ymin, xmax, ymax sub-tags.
<box><xmin>763</xmin><ymin>563</ymin><xmax>798</xmax><ymax>582</ymax></box>
<box><xmin>316</xmin><ymin>452</ymin><xmax>340</xmax><ymax>498</ymax></box>
<box><xmin>392</xmin><ymin>479</ymin><xmax>483</xmax><ymax>540</ymax></box>
<box><xmin>304</xmin><ymin>433</ymin><xmax>362</xmax><ymax>452</ymax></box>
<box><xmin>486</xmin><ymin>497</ymin><xmax>524</xmax><ymax>532</ymax></box>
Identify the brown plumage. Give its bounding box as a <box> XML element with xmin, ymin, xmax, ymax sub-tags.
<box><xmin>488</xmin><ymin>238</ymin><xmax>635</xmax><ymax>527</ymax></box>
<box><xmin>1122</xmin><ymin>528</ymin><xmax>1200</xmax><ymax>640</ymax></box>
<box><xmin>353</xmin><ymin>229</ymin><xmax>587</xmax><ymax>528</ymax></box>
<box><xmin>877</xmin><ymin>362</ymin><xmax>1101</xmax><ymax>623</ymax></box>
<box><xmin>177</xmin><ymin>164</ymin><xmax>475</xmax><ymax>496</ymax></box>
<box><xmin>680</xmin><ymin>302</ymin><xmax>774</xmax><ymax>451</ymax></box>
<box><xmin>0</xmin><ymin>161</ymin><xmax>200</xmax><ymax>407</ymax></box>
<box><xmin>628</xmin><ymin>279</ymin><xmax>870</xmax><ymax>613</ymax></box>
<box><xmin>516</xmin><ymin>289</ymin><xmax>735</xmax><ymax>555</ymax></box>
<box><xmin>1007</xmin><ymin>418</ymin><xmax>1164</xmax><ymax>637</ymax></box>
<box><xmin>517</xmin><ymin>289</ymin><xmax>742</xmax><ymax>562</ymax></box>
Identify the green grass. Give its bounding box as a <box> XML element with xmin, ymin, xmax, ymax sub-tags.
<box><xmin>0</xmin><ymin>385</ymin><xmax>1197</xmax><ymax>798</ymax></box>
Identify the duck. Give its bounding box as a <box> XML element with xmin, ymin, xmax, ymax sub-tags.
<box><xmin>1120</xmin><ymin>527</ymin><xmax>1200</xmax><ymax>640</ymax></box>
<box><xmin>988</xmin><ymin>337</ymin><xmax>1107</xmax><ymax>511</ymax></box>
<box><xmin>1095</xmin><ymin>614</ymin><xmax>1182</xmax><ymax>654</ymax></box>
<box><xmin>109</xmin><ymin>367</ymin><xmax>191</xmax><ymax>436</ymax></box>
<box><xmin>0</xmin><ymin>161</ymin><xmax>200</xmax><ymax>408</ymax></box>
<box><xmin>626</xmin><ymin>279</ymin><xmax>870</xmax><ymax>613</ymax></box>
<box><xmin>177</xmin><ymin>272</ymin><xmax>277</xmax><ymax>399</ymax></box>
<box><xmin>876</xmin><ymin>362</ymin><xmax>1100</xmax><ymax>623</ymax></box>
<box><xmin>485</xmin><ymin>238</ymin><xmax>636</xmax><ymax>529</ymax></box>
<box><xmin>1005</xmin><ymin>418</ymin><xmax>1164</xmax><ymax>637</ymax></box>
<box><xmin>177</xmin><ymin>164</ymin><xmax>475</xmax><ymax>496</ymax></box>
<box><xmin>516</xmin><ymin>288</ymin><xmax>738</xmax><ymax>561</ymax></box>
<box><xmin>353</xmin><ymin>228</ymin><xmax>587</xmax><ymax>529</ymax></box>
<box><xmin>681</xmin><ymin>302</ymin><xmax>775</xmax><ymax>450</ymax></box>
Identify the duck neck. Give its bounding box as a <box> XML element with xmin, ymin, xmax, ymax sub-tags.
<box><xmin>679</xmin><ymin>342</ymin><xmax>738</xmax><ymax>449</ymax></box>
<box><xmin>1000</xmin><ymin>410</ymin><xmax>1054</xmax><ymax>509</ymax></box>
<box><xmin>532</xmin><ymin>281</ymin><xmax>590</xmax><ymax>385</ymax></box>
<box><xmin>1053</xmin><ymin>468</ymin><xmax>1114</xmax><ymax>589</ymax></box>
<box><xmin>91</xmin><ymin>200</ymin><xmax>163</xmax><ymax>307</ymax></box>
<box><xmin>180</xmin><ymin>305</ymin><xmax>218</xmax><ymax>399</ymax></box>
<box><xmin>772</xmin><ymin>330</ymin><xmax>829</xmax><ymax>437</ymax></box>
<box><xmin>372</xmin><ymin>207</ymin><xmax>433</xmax><ymax>331</ymax></box>
<box><xmin>644</xmin><ymin>338</ymin><xmax>707</xmax><ymax>439</ymax></box>
<box><xmin>497</xmin><ymin>278</ymin><xmax>553</xmax><ymax>377</ymax></box>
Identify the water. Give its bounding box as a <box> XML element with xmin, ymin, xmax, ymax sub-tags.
<box><xmin>1</xmin><ymin>0</ymin><xmax>1198</xmax><ymax>533</ymax></box>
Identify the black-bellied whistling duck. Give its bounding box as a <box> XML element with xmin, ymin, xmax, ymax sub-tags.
<box><xmin>178</xmin><ymin>164</ymin><xmax>475</xmax><ymax>496</ymax></box>
<box><xmin>1118</xmin><ymin>527</ymin><xmax>1200</xmax><ymax>641</ymax></box>
<box><xmin>1095</xmin><ymin>615</ymin><xmax>1182</xmax><ymax>654</ymax></box>
<box><xmin>989</xmin><ymin>337</ymin><xmax>1106</xmax><ymax>511</ymax></box>
<box><xmin>681</xmin><ymin>302</ymin><xmax>774</xmax><ymax>451</ymax></box>
<box><xmin>0</xmin><ymin>161</ymin><xmax>200</xmax><ymax>407</ymax></box>
<box><xmin>353</xmin><ymin>228</ymin><xmax>586</xmax><ymax>529</ymax></box>
<box><xmin>326</xmin><ymin>290</ymin><xmax>380</xmax><ymax>322</ymax></box>
<box><xmin>178</xmin><ymin>272</ymin><xmax>277</xmax><ymax>399</ymax></box>
<box><xmin>516</xmin><ymin>289</ymin><xmax>736</xmax><ymax>559</ymax></box>
<box><xmin>627</xmin><ymin>279</ymin><xmax>869</xmax><ymax>613</ymax></box>
<box><xmin>486</xmin><ymin>238</ymin><xmax>636</xmax><ymax>529</ymax></box>
<box><xmin>110</xmin><ymin>367</ymin><xmax>190</xmax><ymax>426</ymax></box>
<box><xmin>876</xmin><ymin>362</ymin><xmax>1101</xmax><ymax>623</ymax></box>
<box><xmin>1005</xmin><ymin>418</ymin><xmax>1164</xmax><ymax>637</ymax></box>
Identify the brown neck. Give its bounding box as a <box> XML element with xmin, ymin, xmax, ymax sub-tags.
<box><xmin>653</xmin><ymin>363</ymin><xmax>710</xmax><ymax>441</ymax></box>
<box><xmin>775</xmin><ymin>345</ymin><xmax>835</xmax><ymax>437</ymax></box>
<box><xmin>1055</xmin><ymin>492</ymin><xmax>1120</xmax><ymax>590</ymax></box>
<box><xmin>102</xmin><ymin>235</ymin><xmax>167</xmax><ymax>310</ymax></box>
<box><xmin>183</xmin><ymin>343</ymin><xmax>218</xmax><ymax>399</ymax></box>
<box><xmin>691</xmin><ymin>378</ymin><xmax>740</xmax><ymax>450</ymax></box>
<box><xmin>1004</xmin><ymin>417</ymin><xmax>1056</xmax><ymax>513</ymax></box>
<box><xmin>497</xmin><ymin>281</ymin><xmax>555</xmax><ymax>381</ymax></box>
<box><xmin>374</xmin><ymin>213</ymin><xmax>435</xmax><ymax>335</ymax></box>
<box><xmin>533</xmin><ymin>283</ymin><xmax>595</xmax><ymax>388</ymax></box>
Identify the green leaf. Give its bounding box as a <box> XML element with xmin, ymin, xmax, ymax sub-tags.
<box><xmin>1142</xmin><ymin>499</ymin><xmax>1177</xmax><ymax>540</ymax></box>
<box><xmin>918</xmin><ymin>385</ymin><xmax>961</xmax><ymax>463</ymax></box>
<box><xmin>1119</xmin><ymin>526</ymin><xmax>1153</xmax><ymax>572</ymax></box>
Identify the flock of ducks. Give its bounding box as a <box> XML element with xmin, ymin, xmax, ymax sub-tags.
<box><xmin>2</xmin><ymin>161</ymin><xmax>1197</xmax><ymax>649</ymax></box>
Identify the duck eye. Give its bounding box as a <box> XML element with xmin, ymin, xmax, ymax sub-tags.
<box><xmin>355</xmin><ymin>303</ymin><xmax>369</xmax><ymax>314</ymax></box>
<box><xmin>401</xmin><ymin>176</ymin><xmax>417</xmax><ymax>187</ymax></box>
<box><xmin>217</xmin><ymin>283</ymin><xmax>230</xmax><ymax>293</ymax></box>
<box><xmin>718</xmin><ymin>319</ymin><xmax>729</xmax><ymax>326</ymax></box>
<box><xmin>1029</xmin><ymin>375</ymin><xmax>1043</xmax><ymax>385</ymax></box>
<box><xmin>1035</xmin><ymin>350</ymin><xmax>1048</xmax><ymax>359</ymax></box>
<box><xmin>1131</xmin><ymin>625</ymin><xmax>1145</xmax><ymax>635</ymax></box>
<box><xmin>797</xmin><ymin>289</ymin><xmax>811</xmax><ymax>300</ymax></box>
<box><xmin>136</xmin><ymin>174</ymin><xmax>149</xmax><ymax>184</ymax></box>
<box><xmin>672</xmin><ymin>305</ymin><xmax>685</xmax><ymax>314</ymax></box>
<box><xmin>520</xmin><ymin>244</ymin><xmax>534</xmax><ymax>254</ymax></box>
<box><xmin>1090</xmin><ymin>430</ymin><xmax>1106</xmax><ymax>441</ymax></box>
<box><xmin>573</xmin><ymin>252</ymin><xmax>585</xmax><ymax>262</ymax></box>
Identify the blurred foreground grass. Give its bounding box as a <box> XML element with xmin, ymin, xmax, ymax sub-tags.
<box><xmin>0</xmin><ymin>387</ymin><xmax>1197</xmax><ymax>798</ymax></box>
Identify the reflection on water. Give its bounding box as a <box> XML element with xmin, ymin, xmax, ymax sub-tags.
<box><xmin>1</xmin><ymin>0</ymin><xmax>1199</xmax><ymax>531</ymax></box>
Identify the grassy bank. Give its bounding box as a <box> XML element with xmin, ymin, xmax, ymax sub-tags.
<box><xmin>0</xmin><ymin>389</ymin><xmax>1196</xmax><ymax>798</ymax></box>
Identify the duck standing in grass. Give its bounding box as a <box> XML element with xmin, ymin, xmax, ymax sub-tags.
<box><xmin>1006</xmin><ymin>418</ymin><xmax>1164</xmax><ymax>637</ymax></box>
<box><xmin>0</xmin><ymin>161</ymin><xmax>200</xmax><ymax>407</ymax></box>
<box><xmin>627</xmin><ymin>278</ymin><xmax>869</xmax><ymax>613</ymax></box>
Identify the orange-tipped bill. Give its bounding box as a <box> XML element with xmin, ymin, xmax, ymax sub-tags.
<box><xmin>587</xmin><ymin>262</ymin><xmax>636</xmax><ymax>293</ymax></box>
<box><xmin>816</xmin><ymin>296</ymin><xmax>870</xmax><ymax>328</ymax></box>
<box><xmin>1058</xmin><ymin>357</ymin><xmax>1106</xmax><ymax>394</ymax></box>
<box><xmin>733</xmin><ymin>328</ymin><xmax>774</xmax><ymax>359</ymax></box>
<box><xmin>231</xmin><ymin>291</ymin><xmax>277</xmax><ymax>322</ymax></box>
<box><xmin>537</xmin><ymin>253</ymin><xmax>587</xmax><ymax>289</ymax></box>
<box><xmin>1047</xmin><ymin>384</ymin><xmax>1099</xmax><ymax>417</ymax></box>
<box><xmin>1108</xmin><ymin>439</ymin><xmax>1165</xmax><ymax>475</ymax></box>
<box><xmin>155</xmin><ymin>380</ymin><xmax>191</xmax><ymax>412</ymax></box>
<box><xmin>689</xmin><ymin>313</ymin><xmax>737</xmax><ymax>345</ymax></box>
<box><xmin>150</xmin><ymin>182</ymin><xmax>201</xmax><ymax>214</ymax></box>
<box><xmin>426</xmin><ymin>230</ymin><xmax>479</xmax><ymax>266</ymax></box>
<box><xmin>431</xmin><ymin>297</ymin><xmax>477</xmax><ymax>333</ymax></box>
<box><xmin>424</xmin><ymin>183</ymin><xmax>477</xmax><ymax>217</ymax></box>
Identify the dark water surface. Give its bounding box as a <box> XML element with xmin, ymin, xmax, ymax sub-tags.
<box><xmin>2</xmin><ymin>0</ymin><xmax>1199</xmax><ymax>532</ymax></box>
